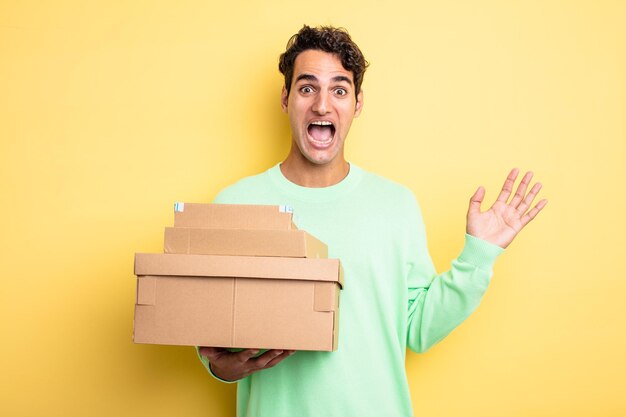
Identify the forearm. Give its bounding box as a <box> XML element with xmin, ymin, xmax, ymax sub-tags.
<box><xmin>406</xmin><ymin>234</ymin><xmax>503</xmax><ymax>353</ymax></box>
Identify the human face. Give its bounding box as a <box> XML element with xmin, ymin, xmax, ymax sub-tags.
<box><xmin>281</xmin><ymin>49</ymin><xmax>363</xmax><ymax>168</ymax></box>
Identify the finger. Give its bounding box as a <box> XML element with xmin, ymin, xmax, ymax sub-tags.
<box><xmin>496</xmin><ymin>168</ymin><xmax>520</xmax><ymax>203</ymax></box>
<box><xmin>509</xmin><ymin>171</ymin><xmax>533</xmax><ymax>208</ymax></box>
<box><xmin>235</xmin><ymin>349</ymin><xmax>260</xmax><ymax>363</ymax></box>
<box><xmin>520</xmin><ymin>199</ymin><xmax>548</xmax><ymax>227</ymax></box>
<box><xmin>256</xmin><ymin>350</ymin><xmax>295</xmax><ymax>370</ymax></box>
<box><xmin>468</xmin><ymin>186</ymin><xmax>485</xmax><ymax>215</ymax></box>
<box><xmin>251</xmin><ymin>349</ymin><xmax>285</xmax><ymax>369</ymax></box>
<box><xmin>517</xmin><ymin>182</ymin><xmax>542</xmax><ymax>213</ymax></box>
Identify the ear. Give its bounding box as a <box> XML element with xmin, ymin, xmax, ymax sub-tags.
<box><xmin>354</xmin><ymin>90</ymin><xmax>364</xmax><ymax>117</ymax></box>
<box><xmin>281</xmin><ymin>86</ymin><xmax>288</xmax><ymax>113</ymax></box>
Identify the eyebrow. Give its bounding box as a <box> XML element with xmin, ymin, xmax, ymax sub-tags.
<box><xmin>294</xmin><ymin>73</ymin><xmax>353</xmax><ymax>86</ymax></box>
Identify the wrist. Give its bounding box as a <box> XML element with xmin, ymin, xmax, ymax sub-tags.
<box><xmin>459</xmin><ymin>233</ymin><xmax>505</xmax><ymax>268</ymax></box>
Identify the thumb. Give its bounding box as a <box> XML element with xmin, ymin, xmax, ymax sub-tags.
<box><xmin>199</xmin><ymin>346</ymin><xmax>222</xmax><ymax>361</ymax></box>
<box><xmin>468</xmin><ymin>186</ymin><xmax>485</xmax><ymax>216</ymax></box>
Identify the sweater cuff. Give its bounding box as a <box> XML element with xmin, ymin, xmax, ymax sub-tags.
<box><xmin>458</xmin><ymin>234</ymin><xmax>504</xmax><ymax>269</ymax></box>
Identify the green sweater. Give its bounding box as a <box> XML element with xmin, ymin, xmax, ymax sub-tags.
<box><xmin>197</xmin><ymin>164</ymin><xmax>503</xmax><ymax>417</ymax></box>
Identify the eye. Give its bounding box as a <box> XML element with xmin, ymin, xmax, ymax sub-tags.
<box><xmin>300</xmin><ymin>86</ymin><xmax>314</xmax><ymax>94</ymax></box>
<box><xmin>335</xmin><ymin>88</ymin><xmax>348</xmax><ymax>96</ymax></box>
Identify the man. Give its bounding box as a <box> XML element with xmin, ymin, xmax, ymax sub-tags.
<box><xmin>198</xmin><ymin>25</ymin><xmax>547</xmax><ymax>417</ymax></box>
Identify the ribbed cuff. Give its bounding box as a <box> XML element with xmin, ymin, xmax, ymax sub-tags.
<box><xmin>458</xmin><ymin>234</ymin><xmax>504</xmax><ymax>269</ymax></box>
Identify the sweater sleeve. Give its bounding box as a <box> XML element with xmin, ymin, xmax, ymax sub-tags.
<box><xmin>405</xmin><ymin>197</ymin><xmax>504</xmax><ymax>353</ymax></box>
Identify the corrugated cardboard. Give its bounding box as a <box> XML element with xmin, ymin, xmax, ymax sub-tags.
<box><xmin>163</xmin><ymin>227</ymin><xmax>328</xmax><ymax>258</ymax></box>
<box><xmin>133</xmin><ymin>253</ymin><xmax>342</xmax><ymax>351</ymax></box>
<box><xmin>173</xmin><ymin>203</ymin><xmax>294</xmax><ymax>230</ymax></box>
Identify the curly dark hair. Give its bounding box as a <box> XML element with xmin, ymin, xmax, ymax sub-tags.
<box><xmin>279</xmin><ymin>25</ymin><xmax>369</xmax><ymax>97</ymax></box>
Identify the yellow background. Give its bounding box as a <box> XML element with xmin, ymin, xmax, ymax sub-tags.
<box><xmin>1</xmin><ymin>1</ymin><xmax>624</xmax><ymax>416</ymax></box>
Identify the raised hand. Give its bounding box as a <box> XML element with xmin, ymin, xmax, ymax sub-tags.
<box><xmin>466</xmin><ymin>168</ymin><xmax>547</xmax><ymax>248</ymax></box>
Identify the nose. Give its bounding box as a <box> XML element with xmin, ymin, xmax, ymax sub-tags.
<box><xmin>312</xmin><ymin>91</ymin><xmax>329</xmax><ymax>115</ymax></box>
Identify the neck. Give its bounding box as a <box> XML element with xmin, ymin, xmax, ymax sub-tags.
<box><xmin>280</xmin><ymin>150</ymin><xmax>349</xmax><ymax>188</ymax></box>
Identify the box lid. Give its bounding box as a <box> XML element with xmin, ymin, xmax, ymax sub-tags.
<box><xmin>134</xmin><ymin>253</ymin><xmax>343</xmax><ymax>288</ymax></box>
<box><xmin>173</xmin><ymin>203</ymin><xmax>294</xmax><ymax>230</ymax></box>
<box><xmin>163</xmin><ymin>228</ymin><xmax>328</xmax><ymax>258</ymax></box>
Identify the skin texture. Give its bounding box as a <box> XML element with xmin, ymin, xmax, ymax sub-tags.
<box><xmin>467</xmin><ymin>168</ymin><xmax>548</xmax><ymax>249</ymax></box>
<box><xmin>199</xmin><ymin>50</ymin><xmax>547</xmax><ymax>382</ymax></box>
<box><xmin>279</xmin><ymin>49</ymin><xmax>363</xmax><ymax>188</ymax></box>
<box><xmin>198</xmin><ymin>347</ymin><xmax>295</xmax><ymax>382</ymax></box>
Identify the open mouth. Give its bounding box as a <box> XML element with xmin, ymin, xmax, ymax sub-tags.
<box><xmin>307</xmin><ymin>121</ymin><xmax>336</xmax><ymax>146</ymax></box>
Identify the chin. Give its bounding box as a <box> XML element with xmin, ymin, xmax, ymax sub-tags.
<box><xmin>307</xmin><ymin>151</ymin><xmax>342</xmax><ymax>167</ymax></box>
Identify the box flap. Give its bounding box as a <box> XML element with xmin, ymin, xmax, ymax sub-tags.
<box><xmin>133</xmin><ymin>276</ymin><xmax>235</xmax><ymax>346</ymax></box>
<box><xmin>303</xmin><ymin>232</ymin><xmax>328</xmax><ymax>259</ymax></box>
<box><xmin>173</xmin><ymin>203</ymin><xmax>294</xmax><ymax>230</ymax></box>
<box><xmin>232</xmin><ymin>278</ymin><xmax>335</xmax><ymax>351</ymax></box>
<box><xmin>313</xmin><ymin>282</ymin><xmax>338</xmax><ymax>312</ymax></box>
<box><xmin>134</xmin><ymin>253</ymin><xmax>343</xmax><ymax>287</ymax></box>
<box><xmin>137</xmin><ymin>277</ymin><xmax>157</xmax><ymax>305</ymax></box>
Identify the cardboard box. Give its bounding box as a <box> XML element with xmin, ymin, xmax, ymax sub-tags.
<box><xmin>164</xmin><ymin>227</ymin><xmax>328</xmax><ymax>258</ymax></box>
<box><xmin>133</xmin><ymin>253</ymin><xmax>342</xmax><ymax>351</ymax></box>
<box><xmin>173</xmin><ymin>202</ymin><xmax>294</xmax><ymax>230</ymax></box>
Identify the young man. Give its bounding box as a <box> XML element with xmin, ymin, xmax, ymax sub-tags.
<box><xmin>198</xmin><ymin>25</ymin><xmax>547</xmax><ymax>417</ymax></box>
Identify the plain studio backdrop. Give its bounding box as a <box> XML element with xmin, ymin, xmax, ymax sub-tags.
<box><xmin>1</xmin><ymin>1</ymin><xmax>624</xmax><ymax>416</ymax></box>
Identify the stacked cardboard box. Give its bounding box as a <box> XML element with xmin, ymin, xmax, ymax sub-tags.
<box><xmin>133</xmin><ymin>203</ymin><xmax>343</xmax><ymax>351</ymax></box>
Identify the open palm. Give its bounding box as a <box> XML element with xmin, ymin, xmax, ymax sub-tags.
<box><xmin>467</xmin><ymin>169</ymin><xmax>547</xmax><ymax>248</ymax></box>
